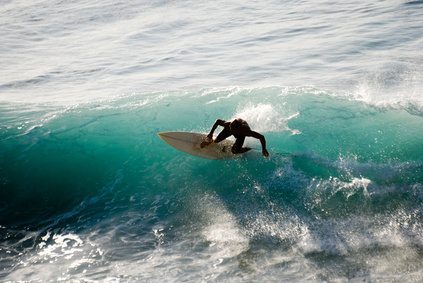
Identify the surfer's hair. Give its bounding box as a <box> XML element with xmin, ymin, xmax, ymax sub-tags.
<box><xmin>230</xmin><ymin>118</ymin><xmax>247</xmax><ymax>130</ymax></box>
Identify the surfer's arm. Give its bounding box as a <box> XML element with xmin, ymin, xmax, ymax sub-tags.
<box><xmin>249</xmin><ymin>131</ymin><xmax>269</xmax><ymax>157</ymax></box>
<box><xmin>201</xmin><ymin>119</ymin><xmax>226</xmax><ymax>148</ymax></box>
<box><xmin>207</xmin><ymin>119</ymin><xmax>226</xmax><ymax>139</ymax></box>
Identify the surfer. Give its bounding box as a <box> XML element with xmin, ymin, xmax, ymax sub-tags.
<box><xmin>201</xmin><ymin>118</ymin><xmax>269</xmax><ymax>157</ymax></box>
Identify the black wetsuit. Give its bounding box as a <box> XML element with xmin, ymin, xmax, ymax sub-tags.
<box><xmin>203</xmin><ymin>118</ymin><xmax>268</xmax><ymax>157</ymax></box>
<box><xmin>214</xmin><ymin>120</ymin><xmax>250</xmax><ymax>154</ymax></box>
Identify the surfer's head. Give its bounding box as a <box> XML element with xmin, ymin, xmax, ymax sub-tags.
<box><xmin>230</xmin><ymin>118</ymin><xmax>249</xmax><ymax>133</ymax></box>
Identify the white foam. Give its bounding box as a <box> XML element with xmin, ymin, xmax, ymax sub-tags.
<box><xmin>198</xmin><ymin>194</ymin><xmax>249</xmax><ymax>259</ymax></box>
<box><xmin>231</xmin><ymin>102</ymin><xmax>300</xmax><ymax>134</ymax></box>
<box><xmin>5</xmin><ymin>231</ymin><xmax>105</xmax><ymax>282</ymax></box>
<box><xmin>350</xmin><ymin>65</ymin><xmax>423</xmax><ymax>115</ymax></box>
<box><xmin>203</xmin><ymin>87</ymin><xmax>241</xmax><ymax>104</ymax></box>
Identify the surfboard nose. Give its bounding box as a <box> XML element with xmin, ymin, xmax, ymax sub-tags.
<box><xmin>157</xmin><ymin>132</ymin><xmax>169</xmax><ymax>140</ymax></box>
<box><xmin>157</xmin><ymin>132</ymin><xmax>172</xmax><ymax>143</ymax></box>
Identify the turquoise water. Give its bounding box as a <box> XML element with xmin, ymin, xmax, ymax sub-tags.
<box><xmin>1</xmin><ymin>1</ymin><xmax>423</xmax><ymax>282</ymax></box>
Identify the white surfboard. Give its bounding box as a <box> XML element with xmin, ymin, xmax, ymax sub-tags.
<box><xmin>158</xmin><ymin>132</ymin><xmax>237</xmax><ymax>160</ymax></box>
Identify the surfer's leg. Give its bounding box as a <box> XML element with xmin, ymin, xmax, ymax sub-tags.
<box><xmin>201</xmin><ymin>128</ymin><xmax>231</xmax><ymax>148</ymax></box>
<box><xmin>231</xmin><ymin>137</ymin><xmax>251</xmax><ymax>154</ymax></box>
<box><xmin>214</xmin><ymin>128</ymin><xmax>231</xmax><ymax>143</ymax></box>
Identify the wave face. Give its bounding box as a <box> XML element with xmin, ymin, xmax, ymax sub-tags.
<box><xmin>1</xmin><ymin>87</ymin><xmax>422</xmax><ymax>281</ymax></box>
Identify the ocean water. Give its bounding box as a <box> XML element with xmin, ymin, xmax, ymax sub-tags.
<box><xmin>1</xmin><ymin>0</ymin><xmax>422</xmax><ymax>282</ymax></box>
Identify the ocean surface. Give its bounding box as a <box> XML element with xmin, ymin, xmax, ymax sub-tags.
<box><xmin>1</xmin><ymin>0</ymin><xmax>423</xmax><ymax>282</ymax></box>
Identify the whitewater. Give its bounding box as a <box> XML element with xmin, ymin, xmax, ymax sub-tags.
<box><xmin>0</xmin><ymin>0</ymin><xmax>422</xmax><ymax>282</ymax></box>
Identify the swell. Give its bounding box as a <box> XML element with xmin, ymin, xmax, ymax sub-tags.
<box><xmin>0</xmin><ymin>87</ymin><xmax>422</xmax><ymax>228</ymax></box>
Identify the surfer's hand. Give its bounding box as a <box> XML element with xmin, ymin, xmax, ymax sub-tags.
<box><xmin>262</xmin><ymin>149</ymin><xmax>269</xmax><ymax>157</ymax></box>
<box><xmin>200</xmin><ymin>136</ymin><xmax>213</xmax><ymax>148</ymax></box>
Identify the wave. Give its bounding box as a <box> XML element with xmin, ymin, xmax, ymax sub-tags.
<box><xmin>0</xmin><ymin>86</ymin><xmax>421</xmax><ymax>224</ymax></box>
<box><xmin>1</xmin><ymin>86</ymin><xmax>422</xmax><ymax>281</ymax></box>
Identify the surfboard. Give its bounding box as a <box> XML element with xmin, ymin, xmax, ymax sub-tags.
<box><xmin>158</xmin><ymin>132</ymin><xmax>237</xmax><ymax>160</ymax></box>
